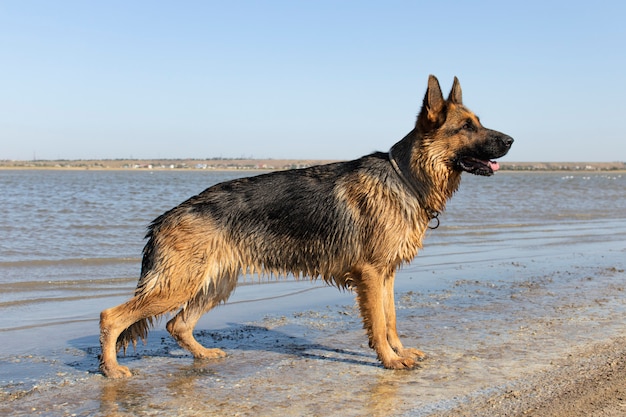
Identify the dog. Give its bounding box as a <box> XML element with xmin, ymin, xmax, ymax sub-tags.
<box><xmin>99</xmin><ymin>75</ymin><xmax>513</xmax><ymax>378</ymax></box>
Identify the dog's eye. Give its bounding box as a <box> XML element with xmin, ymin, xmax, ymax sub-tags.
<box><xmin>462</xmin><ymin>121</ymin><xmax>474</xmax><ymax>130</ymax></box>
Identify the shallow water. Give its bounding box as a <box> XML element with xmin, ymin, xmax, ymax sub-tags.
<box><xmin>1</xmin><ymin>170</ymin><xmax>623</xmax><ymax>312</ymax></box>
<box><xmin>0</xmin><ymin>169</ymin><xmax>625</xmax><ymax>416</ymax></box>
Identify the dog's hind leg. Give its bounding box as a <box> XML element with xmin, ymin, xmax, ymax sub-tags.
<box><xmin>100</xmin><ymin>302</ymin><xmax>138</xmax><ymax>378</ymax></box>
<box><xmin>354</xmin><ymin>264</ymin><xmax>419</xmax><ymax>370</ymax></box>
<box><xmin>166</xmin><ymin>271</ymin><xmax>238</xmax><ymax>359</ymax></box>
<box><xmin>100</xmin><ymin>295</ymin><xmax>174</xmax><ymax>378</ymax></box>
<box><xmin>166</xmin><ymin>301</ymin><xmax>226</xmax><ymax>360</ymax></box>
<box><xmin>383</xmin><ymin>271</ymin><xmax>426</xmax><ymax>361</ymax></box>
<box><xmin>166</xmin><ymin>305</ymin><xmax>226</xmax><ymax>359</ymax></box>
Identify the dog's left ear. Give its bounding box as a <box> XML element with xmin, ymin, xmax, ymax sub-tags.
<box><xmin>448</xmin><ymin>77</ymin><xmax>463</xmax><ymax>105</ymax></box>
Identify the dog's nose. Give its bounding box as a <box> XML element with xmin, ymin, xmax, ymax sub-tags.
<box><xmin>501</xmin><ymin>135</ymin><xmax>514</xmax><ymax>148</ymax></box>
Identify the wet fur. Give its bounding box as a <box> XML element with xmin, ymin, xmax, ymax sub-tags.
<box><xmin>99</xmin><ymin>75</ymin><xmax>513</xmax><ymax>378</ymax></box>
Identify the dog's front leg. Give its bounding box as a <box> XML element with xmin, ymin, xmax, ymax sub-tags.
<box><xmin>383</xmin><ymin>271</ymin><xmax>426</xmax><ymax>361</ymax></box>
<box><xmin>354</xmin><ymin>264</ymin><xmax>419</xmax><ymax>370</ymax></box>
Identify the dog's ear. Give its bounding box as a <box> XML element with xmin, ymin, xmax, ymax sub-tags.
<box><xmin>417</xmin><ymin>75</ymin><xmax>446</xmax><ymax>132</ymax></box>
<box><xmin>425</xmin><ymin>75</ymin><xmax>445</xmax><ymax>118</ymax></box>
<box><xmin>448</xmin><ymin>77</ymin><xmax>462</xmax><ymax>105</ymax></box>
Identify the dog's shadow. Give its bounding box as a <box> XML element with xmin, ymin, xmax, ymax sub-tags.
<box><xmin>69</xmin><ymin>323</ymin><xmax>378</xmax><ymax>375</ymax></box>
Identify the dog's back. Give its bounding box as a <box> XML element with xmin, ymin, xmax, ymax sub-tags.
<box><xmin>139</xmin><ymin>152</ymin><xmax>423</xmax><ymax>291</ymax></box>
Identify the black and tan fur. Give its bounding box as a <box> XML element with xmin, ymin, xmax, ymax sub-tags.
<box><xmin>99</xmin><ymin>75</ymin><xmax>513</xmax><ymax>378</ymax></box>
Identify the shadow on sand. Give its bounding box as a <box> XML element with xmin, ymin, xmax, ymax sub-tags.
<box><xmin>68</xmin><ymin>322</ymin><xmax>378</xmax><ymax>376</ymax></box>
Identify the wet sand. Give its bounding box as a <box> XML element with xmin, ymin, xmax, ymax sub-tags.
<box><xmin>2</xmin><ymin>226</ymin><xmax>626</xmax><ymax>416</ymax></box>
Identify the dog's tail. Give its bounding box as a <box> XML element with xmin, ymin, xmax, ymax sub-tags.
<box><xmin>116</xmin><ymin>316</ymin><xmax>157</xmax><ymax>354</ymax></box>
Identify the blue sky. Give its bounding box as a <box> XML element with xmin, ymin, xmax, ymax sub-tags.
<box><xmin>1</xmin><ymin>1</ymin><xmax>625</xmax><ymax>162</ymax></box>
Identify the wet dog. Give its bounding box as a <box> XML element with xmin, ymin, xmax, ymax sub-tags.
<box><xmin>99</xmin><ymin>75</ymin><xmax>513</xmax><ymax>377</ymax></box>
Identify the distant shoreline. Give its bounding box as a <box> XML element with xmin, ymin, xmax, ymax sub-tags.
<box><xmin>0</xmin><ymin>158</ymin><xmax>625</xmax><ymax>172</ymax></box>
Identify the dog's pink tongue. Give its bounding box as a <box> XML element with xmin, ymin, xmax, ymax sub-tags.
<box><xmin>489</xmin><ymin>160</ymin><xmax>500</xmax><ymax>172</ymax></box>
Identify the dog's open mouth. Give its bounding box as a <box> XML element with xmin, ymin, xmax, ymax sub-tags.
<box><xmin>458</xmin><ymin>157</ymin><xmax>500</xmax><ymax>176</ymax></box>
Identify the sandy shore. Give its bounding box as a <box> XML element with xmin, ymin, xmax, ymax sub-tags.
<box><xmin>1</xmin><ymin>221</ymin><xmax>626</xmax><ymax>416</ymax></box>
<box><xmin>432</xmin><ymin>336</ymin><xmax>626</xmax><ymax>416</ymax></box>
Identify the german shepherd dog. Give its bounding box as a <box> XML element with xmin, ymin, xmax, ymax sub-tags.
<box><xmin>99</xmin><ymin>75</ymin><xmax>513</xmax><ymax>378</ymax></box>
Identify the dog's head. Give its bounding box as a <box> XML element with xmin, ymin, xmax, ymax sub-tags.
<box><xmin>416</xmin><ymin>75</ymin><xmax>514</xmax><ymax>177</ymax></box>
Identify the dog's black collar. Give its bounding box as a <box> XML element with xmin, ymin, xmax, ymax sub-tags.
<box><xmin>388</xmin><ymin>148</ymin><xmax>440</xmax><ymax>229</ymax></box>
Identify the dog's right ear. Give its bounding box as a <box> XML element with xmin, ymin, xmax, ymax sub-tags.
<box><xmin>417</xmin><ymin>75</ymin><xmax>446</xmax><ymax>133</ymax></box>
<box><xmin>448</xmin><ymin>76</ymin><xmax>462</xmax><ymax>105</ymax></box>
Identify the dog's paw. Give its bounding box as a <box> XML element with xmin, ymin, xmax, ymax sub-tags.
<box><xmin>398</xmin><ymin>347</ymin><xmax>427</xmax><ymax>361</ymax></box>
<box><xmin>382</xmin><ymin>356</ymin><xmax>419</xmax><ymax>370</ymax></box>
<box><xmin>101</xmin><ymin>364</ymin><xmax>133</xmax><ymax>379</ymax></box>
<box><xmin>193</xmin><ymin>347</ymin><xmax>227</xmax><ymax>360</ymax></box>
